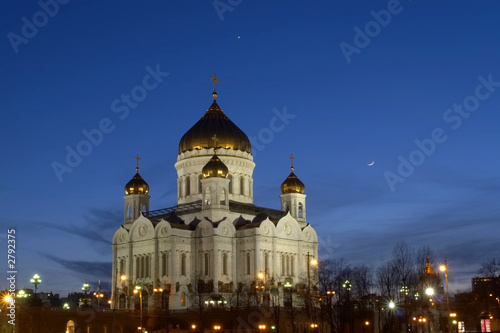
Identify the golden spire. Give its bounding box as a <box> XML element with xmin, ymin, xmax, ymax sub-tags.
<box><xmin>134</xmin><ymin>154</ymin><xmax>141</xmax><ymax>172</ymax></box>
<box><xmin>210</xmin><ymin>73</ymin><xmax>219</xmax><ymax>100</ymax></box>
<box><xmin>212</xmin><ymin>134</ymin><xmax>219</xmax><ymax>152</ymax></box>
<box><xmin>289</xmin><ymin>153</ymin><xmax>295</xmax><ymax>171</ymax></box>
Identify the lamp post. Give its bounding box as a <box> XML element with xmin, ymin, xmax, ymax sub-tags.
<box><xmin>134</xmin><ymin>286</ymin><xmax>143</xmax><ymax>332</ymax></box>
<box><xmin>284</xmin><ymin>277</ymin><xmax>295</xmax><ymax>333</ymax></box>
<box><xmin>82</xmin><ymin>283</ymin><xmax>90</xmax><ymax>307</ymax></box>
<box><xmin>30</xmin><ymin>274</ymin><xmax>41</xmax><ymax>294</ymax></box>
<box><xmin>439</xmin><ymin>261</ymin><xmax>449</xmax><ymax>311</ymax></box>
<box><xmin>306</xmin><ymin>253</ymin><xmax>318</xmax><ymax>292</ymax></box>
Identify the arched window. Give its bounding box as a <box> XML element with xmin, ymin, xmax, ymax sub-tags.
<box><xmin>162</xmin><ymin>253</ymin><xmax>167</xmax><ymax>276</ymax></box>
<box><xmin>119</xmin><ymin>294</ymin><xmax>126</xmax><ymax>308</ymax></box>
<box><xmin>146</xmin><ymin>255</ymin><xmax>150</xmax><ymax>278</ymax></box>
<box><xmin>240</xmin><ymin>176</ymin><xmax>245</xmax><ymax>195</ymax></box>
<box><xmin>185</xmin><ymin>176</ymin><xmax>190</xmax><ymax>196</ymax></box>
<box><xmin>181</xmin><ymin>253</ymin><xmax>186</xmax><ymax>276</ymax></box>
<box><xmin>198</xmin><ymin>174</ymin><xmax>203</xmax><ymax>194</ymax></box>
<box><xmin>141</xmin><ymin>257</ymin><xmax>145</xmax><ymax>278</ymax></box>
<box><xmin>264</xmin><ymin>253</ymin><xmax>269</xmax><ymax>273</ymax></box>
<box><xmin>204</xmin><ymin>252</ymin><xmax>209</xmax><ymax>276</ymax></box>
<box><xmin>281</xmin><ymin>255</ymin><xmax>285</xmax><ymax>275</ymax></box>
<box><xmin>291</xmin><ymin>255</ymin><xmax>294</xmax><ymax>276</ymax></box>
<box><xmin>286</xmin><ymin>256</ymin><xmax>290</xmax><ymax>276</ymax></box>
<box><xmin>205</xmin><ymin>187</ymin><xmax>211</xmax><ymax>206</ymax></box>
<box><xmin>220</xmin><ymin>188</ymin><xmax>226</xmax><ymax>205</ymax></box>
<box><xmin>141</xmin><ymin>204</ymin><xmax>146</xmax><ymax>213</ymax></box>
<box><xmin>298</xmin><ymin>203</ymin><xmax>303</xmax><ymax>218</ymax></box>
<box><xmin>222</xmin><ymin>253</ymin><xmax>228</xmax><ymax>275</ymax></box>
<box><xmin>246</xmin><ymin>252</ymin><xmax>251</xmax><ymax>275</ymax></box>
<box><xmin>228</xmin><ymin>175</ymin><xmax>233</xmax><ymax>194</ymax></box>
<box><xmin>136</xmin><ymin>257</ymin><xmax>140</xmax><ymax>278</ymax></box>
<box><xmin>127</xmin><ymin>205</ymin><xmax>132</xmax><ymax>219</ymax></box>
<box><xmin>181</xmin><ymin>292</ymin><xmax>186</xmax><ymax>306</ymax></box>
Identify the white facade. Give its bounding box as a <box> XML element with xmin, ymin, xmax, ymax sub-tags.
<box><xmin>111</xmin><ymin>95</ymin><xmax>318</xmax><ymax>311</ymax></box>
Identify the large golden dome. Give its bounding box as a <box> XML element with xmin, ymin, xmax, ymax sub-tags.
<box><xmin>178</xmin><ymin>96</ymin><xmax>251</xmax><ymax>154</ymax></box>
<box><xmin>202</xmin><ymin>152</ymin><xmax>229</xmax><ymax>178</ymax></box>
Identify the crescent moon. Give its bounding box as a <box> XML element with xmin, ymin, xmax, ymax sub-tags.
<box><xmin>368</xmin><ymin>161</ymin><xmax>375</xmax><ymax>166</ymax></box>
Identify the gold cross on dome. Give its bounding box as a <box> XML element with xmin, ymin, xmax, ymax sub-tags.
<box><xmin>210</xmin><ymin>73</ymin><xmax>219</xmax><ymax>92</ymax></box>
<box><xmin>212</xmin><ymin>134</ymin><xmax>219</xmax><ymax>150</ymax></box>
<box><xmin>289</xmin><ymin>154</ymin><xmax>295</xmax><ymax>170</ymax></box>
<box><xmin>134</xmin><ymin>154</ymin><xmax>141</xmax><ymax>171</ymax></box>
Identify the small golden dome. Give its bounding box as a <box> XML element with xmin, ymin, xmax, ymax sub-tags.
<box><xmin>281</xmin><ymin>168</ymin><xmax>305</xmax><ymax>194</ymax></box>
<box><xmin>202</xmin><ymin>152</ymin><xmax>228</xmax><ymax>178</ymax></box>
<box><xmin>178</xmin><ymin>93</ymin><xmax>251</xmax><ymax>154</ymax></box>
<box><xmin>281</xmin><ymin>154</ymin><xmax>304</xmax><ymax>194</ymax></box>
<box><xmin>125</xmin><ymin>172</ymin><xmax>150</xmax><ymax>195</ymax></box>
<box><xmin>125</xmin><ymin>155</ymin><xmax>150</xmax><ymax>195</ymax></box>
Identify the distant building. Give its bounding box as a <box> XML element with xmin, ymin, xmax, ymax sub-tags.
<box><xmin>111</xmin><ymin>79</ymin><xmax>318</xmax><ymax>311</ymax></box>
<box><xmin>472</xmin><ymin>277</ymin><xmax>500</xmax><ymax>298</ymax></box>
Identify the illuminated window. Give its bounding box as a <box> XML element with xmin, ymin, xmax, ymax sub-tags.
<box><xmin>66</xmin><ymin>320</ymin><xmax>75</xmax><ymax>333</ymax></box>
<box><xmin>181</xmin><ymin>292</ymin><xmax>186</xmax><ymax>306</ymax></box>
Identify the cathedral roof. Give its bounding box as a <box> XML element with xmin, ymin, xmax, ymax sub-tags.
<box><xmin>178</xmin><ymin>94</ymin><xmax>251</xmax><ymax>154</ymax></box>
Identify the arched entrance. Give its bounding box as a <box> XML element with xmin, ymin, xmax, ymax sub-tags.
<box><xmin>66</xmin><ymin>320</ymin><xmax>75</xmax><ymax>333</ymax></box>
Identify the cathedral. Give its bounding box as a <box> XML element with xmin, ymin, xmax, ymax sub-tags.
<box><xmin>111</xmin><ymin>75</ymin><xmax>318</xmax><ymax>311</ymax></box>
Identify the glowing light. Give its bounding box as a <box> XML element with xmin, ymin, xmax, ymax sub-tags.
<box><xmin>388</xmin><ymin>301</ymin><xmax>395</xmax><ymax>309</ymax></box>
<box><xmin>310</xmin><ymin>258</ymin><xmax>318</xmax><ymax>266</ymax></box>
<box><xmin>425</xmin><ymin>287</ymin><xmax>434</xmax><ymax>296</ymax></box>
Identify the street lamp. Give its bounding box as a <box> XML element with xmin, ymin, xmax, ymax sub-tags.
<box><xmin>134</xmin><ymin>286</ymin><xmax>143</xmax><ymax>332</ymax></box>
<box><xmin>82</xmin><ymin>283</ymin><xmax>90</xmax><ymax>307</ymax></box>
<box><xmin>307</xmin><ymin>252</ymin><xmax>318</xmax><ymax>292</ymax></box>
<box><xmin>213</xmin><ymin>325</ymin><xmax>221</xmax><ymax>330</ymax></box>
<box><xmin>30</xmin><ymin>274</ymin><xmax>41</xmax><ymax>294</ymax></box>
<box><xmin>439</xmin><ymin>261</ymin><xmax>449</xmax><ymax>310</ymax></box>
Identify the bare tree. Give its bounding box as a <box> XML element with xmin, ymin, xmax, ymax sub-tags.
<box><xmin>478</xmin><ymin>258</ymin><xmax>500</xmax><ymax>277</ymax></box>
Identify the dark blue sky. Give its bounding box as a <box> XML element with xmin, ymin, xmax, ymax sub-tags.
<box><xmin>1</xmin><ymin>1</ymin><xmax>499</xmax><ymax>296</ymax></box>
